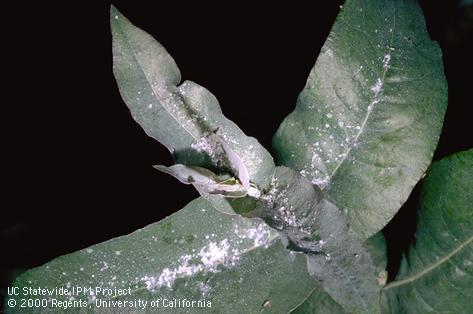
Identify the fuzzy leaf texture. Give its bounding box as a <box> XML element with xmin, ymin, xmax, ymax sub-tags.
<box><xmin>273</xmin><ymin>0</ymin><xmax>448</xmax><ymax>239</ymax></box>
<box><xmin>6</xmin><ymin>198</ymin><xmax>318</xmax><ymax>314</ymax></box>
<box><xmin>111</xmin><ymin>6</ymin><xmax>274</xmax><ymax>213</ymax></box>
<box><xmin>382</xmin><ymin>149</ymin><xmax>473</xmax><ymax>313</ymax></box>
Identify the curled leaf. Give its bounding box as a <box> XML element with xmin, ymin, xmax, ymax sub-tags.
<box><xmin>190</xmin><ymin>133</ymin><xmax>250</xmax><ymax>190</ymax></box>
<box><xmin>111</xmin><ymin>7</ymin><xmax>273</xmax><ymax>192</ymax></box>
<box><xmin>154</xmin><ymin>164</ymin><xmax>248</xmax><ymax>198</ymax></box>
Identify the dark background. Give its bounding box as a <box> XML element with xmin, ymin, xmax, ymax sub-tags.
<box><xmin>2</xmin><ymin>0</ymin><xmax>472</xmax><ymax>306</ymax></box>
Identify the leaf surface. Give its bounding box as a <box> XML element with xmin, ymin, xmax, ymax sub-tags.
<box><xmin>273</xmin><ymin>0</ymin><xmax>448</xmax><ymax>238</ymax></box>
<box><xmin>382</xmin><ymin>149</ymin><xmax>473</xmax><ymax>313</ymax></box>
<box><xmin>291</xmin><ymin>284</ymin><xmax>347</xmax><ymax>314</ymax></box>
<box><xmin>255</xmin><ymin>167</ymin><xmax>380</xmax><ymax>313</ymax></box>
<box><xmin>111</xmin><ymin>6</ymin><xmax>274</xmax><ymax>196</ymax></box>
<box><xmin>6</xmin><ymin>198</ymin><xmax>317</xmax><ymax>313</ymax></box>
<box><xmin>291</xmin><ymin>232</ymin><xmax>387</xmax><ymax>314</ymax></box>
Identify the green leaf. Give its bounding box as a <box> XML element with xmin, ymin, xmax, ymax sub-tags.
<box><xmin>255</xmin><ymin>167</ymin><xmax>380</xmax><ymax>313</ymax></box>
<box><xmin>366</xmin><ymin>232</ymin><xmax>388</xmax><ymax>275</ymax></box>
<box><xmin>382</xmin><ymin>149</ymin><xmax>473</xmax><ymax>313</ymax></box>
<box><xmin>111</xmin><ymin>6</ymin><xmax>274</xmax><ymax>195</ymax></box>
<box><xmin>291</xmin><ymin>232</ymin><xmax>387</xmax><ymax>314</ymax></box>
<box><xmin>291</xmin><ymin>284</ymin><xmax>347</xmax><ymax>314</ymax></box>
<box><xmin>366</xmin><ymin>232</ymin><xmax>389</xmax><ymax>289</ymax></box>
<box><xmin>273</xmin><ymin>0</ymin><xmax>447</xmax><ymax>239</ymax></box>
<box><xmin>6</xmin><ymin>198</ymin><xmax>317</xmax><ymax>314</ymax></box>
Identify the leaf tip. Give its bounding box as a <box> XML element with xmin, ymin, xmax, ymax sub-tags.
<box><xmin>110</xmin><ymin>5</ymin><xmax>123</xmax><ymax>24</ymax></box>
<box><xmin>152</xmin><ymin>164</ymin><xmax>166</xmax><ymax>171</ymax></box>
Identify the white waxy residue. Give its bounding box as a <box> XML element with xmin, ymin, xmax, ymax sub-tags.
<box><xmin>234</xmin><ymin>223</ymin><xmax>272</xmax><ymax>248</ymax></box>
<box><xmin>141</xmin><ymin>239</ymin><xmax>235</xmax><ymax>291</ymax></box>
<box><xmin>141</xmin><ymin>224</ymin><xmax>272</xmax><ymax>291</ymax></box>
<box><xmin>278</xmin><ymin>206</ymin><xmax>299</xmax><ymax>228</ymax></box>
<box><xmin>382</xmin><ymin>53</ymin><xmax>391</xmax><ymax>70</ymax></box>
<box><xmin>312</xmin><ymin>175</ymin><xmax>330</xmax><ymax>189</ymax></box>
<box><xmin>191</xmin><ymin>136</ymin><xmax>214</xmax><ymax>154</ymax></box>
<box><xmin>197</xmin><ymin>282</ymin><xmax>212</xmax><ymax>296</ymax></box>
<box><xmin>243</xmin><ymin>223</ymin><xmax>271</xmax><ymax>247</ymax></box>
<box><xmin>305</xmin><ymin>143</ymin><xmax>330</xmax><ymax>189</ymax></box>
<box><xmin>371</xmin><ymin>78</ymin><xmax>383</xmax><ymax>97</ymax></box>
<box><xmin>302</xmin><ymin>50</ymin><xmax>392</xmax><ymax>194</ymax></box>
<box><xmin>200</xmin><ymin>239</ymin><xmax>236</xmax><ymax>270</ymax></box>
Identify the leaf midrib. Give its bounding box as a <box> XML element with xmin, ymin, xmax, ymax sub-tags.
<box><xmin>114</xmin><ymin>15</ymin><xmax>198</xmax><ymax>142</ymax></box>
<box><xmin>101</xmin><ymin>232</ymin><xmax>280</xmax><ymax>302</ymax></box>
<box><xmin>93</xmin><ymin>197</ymin><xmax>280</xmax><ymax>302</ymax></box>
<box><xmin>383</xmin><ymin>234</ymin><xmax>473</xmax><ymax>290</ymax></box>
<box><xmin>325</xmin><ymin>0</ymin><xmax>396</xmax><ymax>185</ymax></box>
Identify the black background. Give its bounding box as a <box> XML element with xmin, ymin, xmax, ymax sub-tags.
<box><xmin>2</xmin><ymin>0</ymin><xmax>472</xmax><ymax>305</ymax></box>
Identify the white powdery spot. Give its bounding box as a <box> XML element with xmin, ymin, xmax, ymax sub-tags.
<box><xmin>367</xmin><ymin>53</ymin><xmax>389</xmax><ymax>111</ymax></box>
<box><xmin>371</xmin><ymin>78</ymin><xmax>383</xmax><ymax>97</ymax></box>
<box><xmin>242</xmin><ymin>224</ymin><xmax>271</xmax><ymax>247</ymax></box>
<box><xmin>198</xmin><ymin>282</ymin><xmax>212</xmax><ymax>296</ymax></box>
<box><xmin>311</xmin><ymin>175</ymin><xmax>330</xmax><ymax>189</ymax></box>
<box><xmin>141</xmin><ymin>239</ymin><xmax>239</xmax><ymax>291</ymax></box>
<box><xmin>305</xmin><ymin>144</ymin><xmax>330</xmax><ymax>189</ymax></box>
<box><xmin>382</xmin><ymin>53</ymin><xmax>391</xmax><ymax>70</ymax></box>
<box><xmin>191</xmin><ymin>136</ymin><xmax>213</xmax><ymax>153</ymax></box>
<box><xmin>190</xmin><ymin>134</ymin><xmax>231</xmax><ymax>169</ymax></box>
<box><xmin>311</xmin><ymin>150</ymin><xmax>321</xmax><ymax>169</ymax></box>
<box><xmin>100</xmin><ymin>261</ymin><xmax>109</xmax><ymax>272</ymax></box>
<box><xmin>200</xmin><ymin>239</ymin><xmax>235</xmax><ymax>270</ymax></box>
<box><xmin>262</xmin><ymin>176</ymin><xmax>306</xmax><ymax>228</ymax></box>
<box><xmin>260</xmin><ymin>176</ymin><xmax>280</xmax><ymax>208</ymax></box>
<box><xmin>87</xmin><ymin>290</ymin><xmax>96</xmax><ymax>303</ymax></box>
<box><xmin>278</xmin><ymin>206</ymin><xmax>299</xmax><ymax>228</ymax></box>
